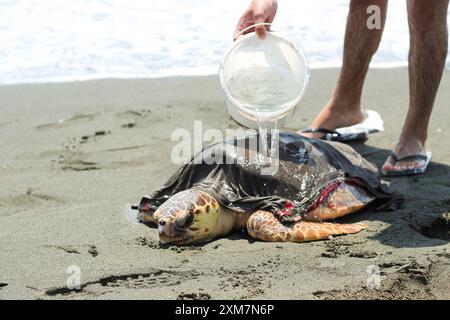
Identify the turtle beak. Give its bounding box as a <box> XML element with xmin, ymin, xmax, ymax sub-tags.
<box><xmin>158</xmin><ymin>218</ymin><xmax>172</xmax><ymax>236</ymax></box>
<box><xmin>157</xmin><ymin>218</ymin><xmax>187</xmax><ymax>244</ymax></box>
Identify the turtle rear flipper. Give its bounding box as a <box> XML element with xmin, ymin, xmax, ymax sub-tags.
<box><xmin>247</xmin><ymin>210</ymin><xmax>368</xmax><ymax>242</ymax></box>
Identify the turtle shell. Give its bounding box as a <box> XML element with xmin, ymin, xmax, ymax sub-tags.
<box><xmin>138</xmin><ymin>132</ymin><xmax>401</xmax><ymax>223</ymax></box>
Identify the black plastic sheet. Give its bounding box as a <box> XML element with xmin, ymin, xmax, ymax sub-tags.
<box><xmin>138</xmin><ymin>132</ymin><xmax>401</xmax><ymax>223</ymax></box>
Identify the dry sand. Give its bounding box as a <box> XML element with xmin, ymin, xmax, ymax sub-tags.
<box><xmin>0</xmin><ymin>68</ymin><xmax>449</xmax><ymax>300</ymax></box>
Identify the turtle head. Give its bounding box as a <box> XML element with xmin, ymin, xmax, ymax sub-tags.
<box><xmin>155</xmin><ymin>189</ymin><xmax>221</xmax><ymax>245</ymax></box>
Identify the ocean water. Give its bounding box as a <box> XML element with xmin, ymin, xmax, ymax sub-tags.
<box><xmin>0</xmin><ymin>0</ymin><xmax>449</xmax><ymax>84</ymax></box>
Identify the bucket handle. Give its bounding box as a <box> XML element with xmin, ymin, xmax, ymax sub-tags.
<box><xmin>233</xmin><ymin>22</ymin><xmax>273</xmax><ymax>41</ymax></box>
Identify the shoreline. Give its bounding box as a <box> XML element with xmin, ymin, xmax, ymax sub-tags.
<box><xmin>3</xmin><ymin>63</ymin><xmax>442</xmax><ymax>86</ymax></box>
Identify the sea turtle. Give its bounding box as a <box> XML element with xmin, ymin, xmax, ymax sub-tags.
<box><xmin>136</xmin><ymin>132</ymin><xmax>397</xmax><ymax>245</ymax></box>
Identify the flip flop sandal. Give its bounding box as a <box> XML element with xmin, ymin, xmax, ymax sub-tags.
<box><xmin>300</xmin><ymin>110</ymin><xmax>384</xmax><ymax>142</ymax></box>
<box><xmin>381</xmin><ymin>151</ymin><xmax>432</xmax><ymax>177</ymax></box>
<box><xmin>301</xmin><ymin>127</ymin><xmax>367</xmax><ymax>142</ymax></box>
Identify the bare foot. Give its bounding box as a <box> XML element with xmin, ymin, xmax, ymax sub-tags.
<box><xmin>298</xmin><ymin>102</ymin><xmax>364</xmax><ymax>139</ymax></box>
<box><xmin>382</xmin><ymin>137</ymin><xmax>429</xmax><ymax>175</ymax></box>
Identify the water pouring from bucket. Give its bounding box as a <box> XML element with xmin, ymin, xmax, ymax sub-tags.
<box><xmin>219</xmin><ymin>23</ymin><xmax>310</xmax><ymax>174</ymax></box>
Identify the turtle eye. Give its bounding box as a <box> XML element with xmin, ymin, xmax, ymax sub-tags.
<box><xmin>175</xmin><ymin>211</ymin><xmax>194</xmax><ymax>229</ymax></box>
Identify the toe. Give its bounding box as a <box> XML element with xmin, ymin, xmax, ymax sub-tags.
<box><xmin>385</xmin><ymin>157</ymin><xmax>426</xmax><ymax>174</ymax></box>
<box><xmin>381</xmin><ymin>163</ymin><xmax>394</xmax><ymax>172</ymax></box>
<box><xmin>381</xmin><ymin>155</ymin><xmax>396</xmax><ymax>172</ymax></box>
<box><xmin>298</xmin><ymin>131</ymin><xmax>324</xmax><ymax>139</ymax></box>
<box><xmin>395</xmin><ymin>160</ymin><xmax>406</xmax><ymax>171</ymax></box>
<box><xmin>382</xmin><ymin>139</ymin><xmax>429</xmax><ymax>175</ymax></box>
<box><xmin>395</xmin><ymin>159</ymin><xmax>409</xmax><ymax>171</ymax></box>
<box><xmin>407</xmin><ymin>159</ymin><xmax>426</xmax><ymax>171</ymax></box>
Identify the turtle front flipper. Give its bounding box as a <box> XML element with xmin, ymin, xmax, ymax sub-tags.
<box><xmin>247</xmin><ymin>210</ymin><xmax>368</xmax><ymax>242</ymax></box>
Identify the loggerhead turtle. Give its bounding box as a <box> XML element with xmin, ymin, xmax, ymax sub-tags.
<box><xmin>136</xmin><ymin>132</ymin><xmax>398</xmax><ymax>245</ymax></box>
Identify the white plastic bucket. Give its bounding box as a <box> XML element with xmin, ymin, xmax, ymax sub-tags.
<box><xmin>219</xmin><ymin>23</ymin><xmax>310</xmax><ymax>129</ymax></box>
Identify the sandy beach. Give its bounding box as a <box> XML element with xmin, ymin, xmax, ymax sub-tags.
<box><xmin>0</xmin><ymin>67</ymin><xmax>449</xmax><ymax>300</ymax></box>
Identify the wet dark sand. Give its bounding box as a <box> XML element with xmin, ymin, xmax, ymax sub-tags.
<box><xmin>0</xmin><ymin>68</ymin><xmax>449</xmax><ymax>299</ymax></box>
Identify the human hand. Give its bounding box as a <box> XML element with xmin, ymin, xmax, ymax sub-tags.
<box><xmin>234</xmin><ymin>0</ymin><xmax>278</xmax><ymax>40</ymax></box>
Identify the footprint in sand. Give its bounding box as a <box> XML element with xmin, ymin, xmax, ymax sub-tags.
<box><xmin>44</xmin><ymin>112</ymin><xmax>151</xmax><ymax>171</ymax></box>
<box><xmin>313</xmin><ymin>257</ymin><xmax>449</xmax><ymax>300</ymax></box>
<box><xmin>35</xmin><ymin>113</ymin><xmax>98</xmax><ymax>130</ymax></box>
<box><xmin>115</xmin><ymin>108</ymin><xmax>152</xmax><ymax>129</ymax></box>
<box><xmin>59</xmin><ymin>159</ymin><xmax>100</xmax><ymax>171</ymax></box>
<box><xmin>56</xmin><ymin>134</ymin><xmax>107</xmax><ymax>171</ymax></box>
<box><xmin>409</xmin><ymin>199</ymin><xmax>450</xmax><ymax>241</ymax></box>
<box><xmin>45</xmin><ymin>244</ymin><xmax>99</xmax><ymax>257</ymax></box>
<box><xmin>45</xmin><ymin>268</ymin><xmax>200</xmax><ymax>297</ymax></box>
<box><xmin>115</xmin><ymin>109</ymin><xmax>152</xmax><ymax>119</ymax></box>
<box><xmin>0</xmin><ymin>189</ymin><xmax>64</xmax><ymax>215</ymax></box>
<box><xmin>79</xmin><ymin>130</ymin><xmax>111</xmax><ymax>144</ymax></box>
<box><xmin>410</xmin><ymin>212</ymin><xmax>450</xmax><ymax>241</ymax></box>
<box><xmin>177</xmin><ymin>292</ymin><xmax>211</xmax><ymax>300</ymax></box>
<box><xmin>320</xmin><ymin>239</ymin><xmax>372</xmax><ymax>259</ymax></box>
<box><xmin>0</xmin><ymin>121</ymin><xmax>12</xmax><ymax>129</ymax></box>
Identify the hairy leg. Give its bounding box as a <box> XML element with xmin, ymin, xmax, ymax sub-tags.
<box><xmin>299</xmin><ymin>0</ymin><xmax>387</xmax><ymax>137</ymax></box>
<box><xmin>382</xmin><ymin>0</ymin><xmax>448</xmax><ymax>173</ymax></box>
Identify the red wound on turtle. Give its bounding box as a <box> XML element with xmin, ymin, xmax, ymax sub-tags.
<box><xmin>284</xmin><ymin>200</ymin><xmax>294</xmax><ymax>210</ymax></box>
<box><xmin>138</xmin><ymin>201</ymin><xmax>151</xmax><ymax>213</ymax></box>
<box><xmin>275</xmin><ymin>200</ymin><xmax>296</xmax><ymax>218</ymax></box>
<box><xmin>275</xmin><ymin>209</ymin><xmax>291</xmax><ymax>218</ymax></box>
<box><xmin>306</xmin><ymin>180</ymin><xmax>342</xmax><ymax>212</ymax></box>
